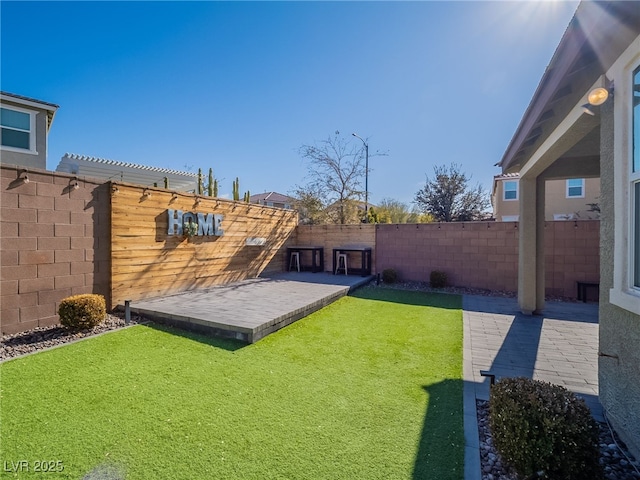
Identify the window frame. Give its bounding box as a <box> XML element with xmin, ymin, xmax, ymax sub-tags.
<box><xmin>609</xmin><ymin>42</ymin><xmax>640</xmax><ymax>315</ymax></box>
<box><xmin>631</xmin><ymin>64</ymin><xmax>640</xmax><ymax>290</ymax></box>
<box><xmin>0</xmin><ymin>105</ymin><xmax>37</xmax><ymax>154</ymax></box>
<box><xmin>566</xmin><ymin>178</ymin><xmax>585</xmax><ymax>198</ymax></box>
<box><xmin>503</xmin><ymin>180</ymin><xmax>518</xmax><ymax>201</ymax></box>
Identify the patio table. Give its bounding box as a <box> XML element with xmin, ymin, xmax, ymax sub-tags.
<box><xmin>332</xmin><ymin>246</ymin><xmax>372</xmax><ymax>277</ymax></box>
<box><xmin>287</xmin><ymin>246</ymin><xmax>324</xmax><ymax>273</ymax></box>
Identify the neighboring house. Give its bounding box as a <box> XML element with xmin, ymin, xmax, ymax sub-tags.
<box><xmin>498</xmin><ymin>1</ymin><xmax>640</xmax><ymax>458</ymax></box>
<box><xmin>249</xmin><ymin>192</ymin><xmax>294</xmax><ymax>209</ymax></box>
<box><xmin>492</xmin><ymin>173</ymin><xmax>600</xmax><ymax>221</ymax></box>
<box><xmin>0</xmin><ymin>91</ymin><xmax>59</xmax><ymax>169</ymax></box>
<box><xmin>56</xmin><ymin>153</ymin><xmax>198</xmax><ymax>191</ymax></box>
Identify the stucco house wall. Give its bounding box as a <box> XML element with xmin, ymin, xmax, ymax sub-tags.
<box><xmin>493</xmin><ymin>175</ymin><xmax>600</xmax><ymax>221</ymax></box>
<box><xmin>0</xmin><ymin>92</ymin><xmax>58</xmax><ymax>170</ymax></box>
<box><xmin>598</xmin><ymin>41</ymin><xmax>640</xmax><ymax>460</ymax></box>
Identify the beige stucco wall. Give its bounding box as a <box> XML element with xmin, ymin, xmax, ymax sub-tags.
<box><xmin>493</xmin><ymin>177</ymin><xmax>600</xmax><ymax>221</ymax></box>
<box><xmin>598</xmin><ymin>98</ymin><xmax>640</xmax><ymax>460</ymax></box>
<box><xmin>0</xmin><ymin>99</ymin><xmax>49</xmax><ymax>170</ymax></box>
<box><xmin>545</xmin><ymin>177</ymin><xmax>600</xmax><ymax>220</ymax></box>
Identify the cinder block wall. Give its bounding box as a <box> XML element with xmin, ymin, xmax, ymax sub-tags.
<box><xmin>292</xmin><ymin>225</ymin><xmax>376</xmax><ymax>273</ymax></box>
<box><xmin>544</xmin><ymin>220</ymin><xmax>600</xmax><ymax>298</ymax></box>
<box><xmin>290</xmin><ymin>222</ymin><xmax>598</xmax><ymax>298</ymax></box>
<box><xmin>375</xmin><ymin>221</ymin><xmax>599</xmax><ymax>297</ymax></box>
<box><xmin>376</xmin><ymin>222</ymin><xmax>519</xmax><ymax>291</ymax></box>
<box><xmin>1</xmin><ymin>164</ymin><xmax>110</xmax><ymax>335</ymax></box>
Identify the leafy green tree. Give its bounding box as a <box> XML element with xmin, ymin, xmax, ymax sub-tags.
<box><xmin>291</xmin><ymin>185</ymin><xmax>329</xmax><ymax>225</ymax></box>
<box><xmin>377</xmin><ymin>198</ymin><xmax>410</xmax><ymax>223</ymax></box>
<box><xmin>414</xmin><ymin>163</ymin><xmax>489</xmax><ymax>222</ymax></box>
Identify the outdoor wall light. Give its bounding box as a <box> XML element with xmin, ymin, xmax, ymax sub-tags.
<box><xmin>171</xmin><ymin>192</ymin><xmax>178</xmax><ymax>202</ymax></box>
<box><xmin>194</xmin><ymin>196</ymin><xmax>201</xmax><ymax>205</ymax></box>
<box><xmin>587</xmin><ymin>87</ymin><xmax>609</xmax><ymax>106</ymax></box>
<box><xmin>143</xmin><ymin>188</ymin><xmax>152</xmax><ymax>197</ymax></box>
<box><xmin>112</xmin><ymin>185</ymin><xmax>119</xmax><ymax>194</ymax></box>
<box><xmin>71</xmin><ymin>177</ymin><xmax>80</xmax><ymax>190</ymax></box>
<box><xmin>582</xmin><ymin>78</ymin><xmax>614</xmax><ymax>115</ymax></box>
<box><xmin>581</xmin><ymin>103</ymin><xmax>596</xmax><ymax>116</ymax></box>
<box><xmin>18</xmin><ymin>169</ymin><xmax>29</xmax><ymax>184</ymax></box>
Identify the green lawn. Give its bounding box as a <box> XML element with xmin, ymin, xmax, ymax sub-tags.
<box><xmin>0</xmin><ymin>287</ymin><xmax>463</xmax><ymax>479</ymax></box>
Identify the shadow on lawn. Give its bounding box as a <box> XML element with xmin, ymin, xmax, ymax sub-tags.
<box><xmin>351</xmin><ymin>287</ymin><xmax>462</xmax><ymax>310</ymax></box>
<box><xmin>142</xmin><ymin>322</ymin><xmax>246</xmax><ymax>352</ymax></box>
<box><xmin>413</xmin><ymin>379</ymin><xmax>464</xmax><ymax>480</ymax></box>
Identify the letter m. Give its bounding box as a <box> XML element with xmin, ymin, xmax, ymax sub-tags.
<box><xmin>197</xmin><ymin>213</ymin><xmax>215</xmax><ymax>236</ymax></box>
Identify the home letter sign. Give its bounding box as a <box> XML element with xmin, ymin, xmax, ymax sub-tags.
<box><xmin>167</xmin><ymin>209</ymin><xmax>224</xmax><ymax>237</ymax></box>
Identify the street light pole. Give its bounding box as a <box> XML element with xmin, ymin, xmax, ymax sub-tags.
<box><xmin>352</xmin><ymin>133</ymin><xmax>369</xmax><ymax>223</ymax></box>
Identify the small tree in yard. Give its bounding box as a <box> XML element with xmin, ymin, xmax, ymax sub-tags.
<box><xmin>298</xmin><ymin>131</ymin><xmax>368</xmax><ymax>224</ymax></box>
<box><xmin>414</xmin><ymin>163</ymin><xmax>489</xmax><ymax>222</ymax></box>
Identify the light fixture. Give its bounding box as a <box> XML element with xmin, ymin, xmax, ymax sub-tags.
<box><xmin>581</xmin><ymin>103</ymin><xmax>596</xmax><ymax>116</ymax></box>
<box><xmin>112</xmin><ymin>185</ymin><xmax>119</xmax><ymax>194</ymax></box>
<box><xmin>143</xmin><ymin>188</ymin><xmax>152</xmax><ymax>197</ymax></box>
<box><xmin>352</xmin><ymin>133</ymin><xmax>369</xmax><ymax>223</ymax></box>
<box><xmin>170</xmin><ymin>192</ymin><xmax>178</xmax><ymax>202</ymax></box>
<box><xmin>71</xmin><ymin>177</ymin><xmax>80</xmax><ymax>190</ymax></box>
<box><xmin>18</xmin><ymin>169</ymin><xmax>29</xmax><ymax>184</ymax></box>
<box><xmin>587</xmin><ymin>87</ymin><xmax>609</xmax><ymax>106</ymax></box>
<box><xmin>194</xmin><ymin>196</ymin><xmax>201</xmax><ymax>205</ymax></box>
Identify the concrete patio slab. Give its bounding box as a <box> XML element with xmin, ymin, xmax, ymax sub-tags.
<box><xmin>128</xmin><ymin>272</ymin><xmax>374</xmax><ymax>343</ymax></box>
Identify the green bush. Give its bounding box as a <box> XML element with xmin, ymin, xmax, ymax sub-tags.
<box><xmin>381</xmin><ymin>268</ymin><xmax>398</xmax><ymax>284</ymax></box>
<box><xmin>58</xmin><ymin>294</ymin><xmax>107</xmax><ymax>330</ymax></box>
<box><xmin>489</xmin><ymin>377</ymin><xmax>602</xmax><ymax>480</ymax></box>
<box><xmin>429</xmin><ymin>270</ymin><xmax>448</xmax><ymax>288</ymax></box>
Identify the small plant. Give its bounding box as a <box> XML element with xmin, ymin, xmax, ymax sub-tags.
<box><xmin>430</xmin><ymin>270</ymin><xmax>447</xmax><ymax>288</ymax></box>
<box><xmin>382</xmin><ymin>268</ymin><xmax>398</xmax><ymax>284</ymax></box>
<box><xmin>58</xmin><ymin>294</ymin><xmax>106</xmax><ymax>330</ymax></box>
<box><xmin>183</xmin><ymin>222</ymin><xmax>198</xmax><ymax>237</ymax></box>
<box><xmin>489</xmin><ymin>377</ymin><xmax>603</xmax><ymax>480</ymax></box>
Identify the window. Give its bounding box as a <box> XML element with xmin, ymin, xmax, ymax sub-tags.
<box><xmin>503</xmin><ymin>180</ymin><xmax>518</xmax><ymax>201</ymax></box>
<box><xmin>1</xmin><ymin>106</ymin><xmax>36</xmax><ymax>152</ymax></box>
<box><xmin>632</xmin><ymin>65</ymin><xmax>640</xmax><ymax>288</ymax></box>
<box><xmin>566</xmin><ymin>178</ymin><xmax>585</xmax><ymax>198</ymax></box>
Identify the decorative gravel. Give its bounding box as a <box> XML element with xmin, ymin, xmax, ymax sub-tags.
<box><xmin>0</xmin><ymin>312</ymin><xmax>142</xmax><ymax>362</ymax></box>
<box><xmin>477</xmin><ymin>400</ymin><xmax>640</xmax><ymax>480</ymax></box>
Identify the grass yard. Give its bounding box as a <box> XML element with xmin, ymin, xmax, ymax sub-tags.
<box><xmin>0</xmin><ymin>287</ymin><xmax>463</xmax><ymax>479</ymax></box>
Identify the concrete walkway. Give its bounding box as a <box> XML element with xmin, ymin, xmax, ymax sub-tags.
<box><xmin>462</xmin><ymin>295</ymin><xmax>600</xmax><ymax>480</ymax></box>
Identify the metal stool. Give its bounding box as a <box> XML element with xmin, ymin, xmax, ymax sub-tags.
<box><xmin>289</xmin><ymin>251</ymin><xmax>300</xmax><ymax>272</ymax></box>
<box><xmin>335</xmin><ymin>253</ymin><xmax>348</xmax><ymax>275</ymax></box>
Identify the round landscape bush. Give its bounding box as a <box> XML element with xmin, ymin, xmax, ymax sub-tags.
<box><xmin>429</xmin><ymin>270</ymin><xmax>448</xmax><ymax>288</ymax></box>
<box><xmin>489</xmin><ymin>377</ymin><xmax>602</xmax><ymax>480</ymax></box>
<box><xmin>382</xmin><ymin>268</ymin><xmax>398</xmax><ymax>284</ymax></box>
<box><xmin>58</xmin><ymin>294</ymin><xmax>107</xmax><ymax>330</ymax></box>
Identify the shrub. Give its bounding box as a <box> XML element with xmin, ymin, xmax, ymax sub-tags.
<box><xmin>58</xmin><ymin>294</ymin><xmax>106</xmax><ymax>330</ymax></box>
<box><xmin>429</xmin><ymin>270</ymin><xmax>448</xmax><ymax>288</ymax></box>
<box><xmin>489</xmin><ymin>377</ymin><xmax>602</xmax><ymax>480</ymax></box>
<box><xmin>381</xmin><ymin>268</ymin><xmax>398</xmax><ymax>284</ymax></box>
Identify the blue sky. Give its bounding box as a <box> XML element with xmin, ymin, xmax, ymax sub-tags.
<box><xmin>1</xmin><ymin>1</ymin><xmax>579</xmax><ymax>205</ymax></box>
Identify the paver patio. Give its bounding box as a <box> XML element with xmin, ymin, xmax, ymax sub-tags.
<box><xmin>129</xmin><ymin>272</ymin><xmax>373</xmax><ymax>343</ymax></box>
<box><xmin>462</xmin><ymin>295</ymin><xmax>600</xmax><ymax>480</ymax></box>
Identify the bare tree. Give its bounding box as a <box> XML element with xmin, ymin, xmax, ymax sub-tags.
<box><xmin>298</xmin><ymin>131</ymin><xmax>366</xmax><ymax>224</ymax></box>
<box><xmin>414</xmin><ymin>163</ymin><xmax>489</xmax><ymax>222</ymax></box>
